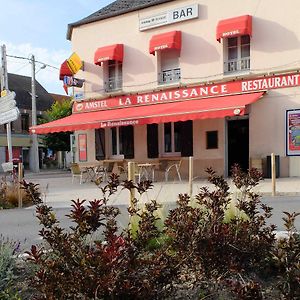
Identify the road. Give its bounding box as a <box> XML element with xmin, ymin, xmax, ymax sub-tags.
<box><xmin>0</xmin><ymin>195</ymin><xmax>299</xmax><ymax>252</ymax></box>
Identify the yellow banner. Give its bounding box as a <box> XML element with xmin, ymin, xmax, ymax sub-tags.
<box><xmin>67</xmin><ymin>52</ymin><xmax>82</xmax><ymax>74</ymax></box>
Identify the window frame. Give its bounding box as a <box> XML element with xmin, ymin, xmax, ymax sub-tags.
<box><xmin>223</xmin><ymin>35</ymin><xmax>250</xmax><ymax>73</ymax></box>
<box><xmin>206</xmin><ymin>130</ymin><xmax>218</xmax><ymax>149</ymax></box>
<box><xmin>104</xmin><ymin>60</ymin><xmax>122</xmax><ymax>92</ymax></box>
<box><xmin>21</xmin><ymin>113</ymin><xmax>30</xmax><ymax>132</ymax></box>
<box><xmin>110</xmin><ymin>126</ymin><xmax>134</xmax><ymax>159</ymax></box>
<box><xmin>157</xmin><ymin>49</ymin><xmax>181</xmax><ymax>85</ymax></box>
<box><xmin>161</xmin><ymin>122</ymin><xmax>181</xmax><ymax>157</ymax></box>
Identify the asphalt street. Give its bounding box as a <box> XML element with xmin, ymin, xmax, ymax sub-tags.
<box><xmin>0</xmin><ymin>170</ymin><xmax>299</xmax><ymax>251</ymax></box>
<box><xmin>0</xmin><ymin>196</ymin><xmax>299</xmax><ymax>252</ymax></box>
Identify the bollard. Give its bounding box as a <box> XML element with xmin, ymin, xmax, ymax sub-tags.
<box><xmin>18</xmin><ymin>162</ymin><xmax>23</xmax><ymax>208</ymax></box>
<box><xmin>271</xmin><ymin>153</ymin><xmax>276</xmax><ymax>196</ymax></box>
<box><xmin>128</xmin><ymin>162</ymin><xmax>135</xmax><ymax>209</ymax></box>
<box><xmin>188</xmin><ymin>156</ymin><xmax>193</xmax><ymax>197</ymax></box>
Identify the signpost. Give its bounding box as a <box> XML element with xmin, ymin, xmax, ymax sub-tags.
<box><xmin>0</xmin><ymin>91</ymin><xmax>19</xmax><ymax>125</ymax></box>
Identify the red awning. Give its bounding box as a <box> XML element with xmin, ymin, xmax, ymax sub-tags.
<box><xmin>149</xmin><ymin>31</ymin><xmax>181</xmax><ymax>55</ymax></box>
<box><xmin>216</xmin><ymin>15</ymin><xmax>252</xmax><ymax>42</ymax></box>
<box><xmin>30</xmin><ymin>92</ymin><xmax>263</xmax><ymax>134</ymax></box>
<box><xmin>59</xmin><ymin>60</ymin><xmax>73</xmax><ymax>80</ymax></box>
<box><xmin>94</xmin><ymin>44</ymin><xmax>124</xmax><ymax>66</ymax></box>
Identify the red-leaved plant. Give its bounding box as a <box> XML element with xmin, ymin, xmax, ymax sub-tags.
<box><xmin>23</xmin><ymin>166</ymin><xmax>299</xmax><ymax>299</ymax></box>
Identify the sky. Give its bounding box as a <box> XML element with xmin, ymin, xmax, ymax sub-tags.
<box><xmin>0</xmin><ymin>0</ymin><xmax>112</xmax><ymax>95</ymax></box>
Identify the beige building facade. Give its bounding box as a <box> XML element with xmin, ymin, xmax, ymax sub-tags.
<box><xmin>32</xmin><ymin>0</ymin><xmax>300</xmax><ymax>178</ymax></box>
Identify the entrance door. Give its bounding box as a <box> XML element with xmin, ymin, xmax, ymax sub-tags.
<box><xmin>227</xmin><ymin>119</ymin><xmax>249</xmax><ymax>175</ymax></box>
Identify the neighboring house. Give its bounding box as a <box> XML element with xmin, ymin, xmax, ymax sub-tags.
<box><xmin>0</xmin><ymin>73</ymin><xmax>54</xmax><ymax>169</ymax></box>
<box><xmin>32</xmin><ymin>0</ymin><xmax>300</xmax><ymax>178</ymax></box>
<box><xmin>50</xmin><ymin>93</ymin><xmax>72</xmax><ymax>104</ymax></box>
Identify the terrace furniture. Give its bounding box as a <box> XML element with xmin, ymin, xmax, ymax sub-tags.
<box><xmin>70</xmin><ymin>163</ymin><xmax>86</xmax><ymax>184</ymax></box>
<box><xmin>164</xmin><ymin>159</ymin><xmax>182</xmax><ymax>182</ymax></box>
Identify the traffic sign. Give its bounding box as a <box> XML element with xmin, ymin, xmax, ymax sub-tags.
<box><xmin>0</xmin><ymin>107</ymin><xmax>19</xmax><ymax>125</ymax></box>
<box><xmin>0</xmin><ymin>90</ymin><xmax>19</xmax><ymax>124</ymax></box>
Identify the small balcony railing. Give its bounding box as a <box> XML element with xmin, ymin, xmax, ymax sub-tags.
<box><xmin>224</xmin><ymin>57</ymin><xmax>250</xmax><ymax>74</ymax></box>
<box><xmin>158</xmin><ymin>68</ymin><xmax>181</xmax><ymax>84</ymax></box>
<box><xmin>105</xmin><ymin>76</ymin><xmax>122</xmax><ymax>92</ymax></box>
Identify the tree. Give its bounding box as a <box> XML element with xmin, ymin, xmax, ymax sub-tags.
<box><xmin>39</xmin><ymin>99</ymin><xmax>72</xmax><ymax>151</ymax></box>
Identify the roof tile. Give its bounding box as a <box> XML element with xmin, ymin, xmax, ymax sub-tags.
<box><xmin>67</xmin><ymin>0</ymin><xmax>175</xmax><ymax>40</ymax></box>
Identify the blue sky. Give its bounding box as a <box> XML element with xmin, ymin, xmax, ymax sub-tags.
<box><xmin>0</xmin><ymin>0</ymin><xmax>112</xmax><ymax>95</ymax></box>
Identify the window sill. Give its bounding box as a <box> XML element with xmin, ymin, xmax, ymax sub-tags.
<box><xmin>223</xmin><ymin>69</ymin><xmax>251</xmax><ymax>79</ymax></box>
<box><xmin>161</xmin><ymin>152</ymin><xmax>181</xmax><ymax>158</ymax></box>
<box><xmin>104</xmin><ymin>89</ymin><xmax>123</xmax><ymax>97</ymax></box>
<box><xmin>158</xmin><ymin>81</ymin><xmax>181</xmax><ymax>87</ymax></box>
<box><xmin>110</xmin><ymin>155</ymin><xmax>124</xmax><ymax>160</ymax></box>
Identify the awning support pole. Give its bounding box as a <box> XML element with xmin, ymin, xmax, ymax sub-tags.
<box><xmin>188</xmin><ymin>156</ymin><xmax>193</xmax><ymax>197</ymax></box>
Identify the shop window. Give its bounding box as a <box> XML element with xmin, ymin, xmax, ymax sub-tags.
<box><xmin>111</xmin><ymin>125</ymin><xmax>134</xmax><ymax>159</ymax></box>
<box><xmin>224</xmin><ymin>35</ymin><xmax>250</xmax><ymax>74</ymax></box>
<box><xmin>147</xmin><ymin>124</ymin><xmax>159</xmax><ymax>158</ymax></box>
<box><xmin>105</xmin><ymin>60</ymin><xmax>122</xmax><ymax>92</ymax></box>
<box><xmin>162</xmin><ymin>120</ymin><xmax>193</xmax><ymax>156</ymax></box>
<box><xmin>158</xmin><ymin>50</ymin><xmax>181</xmax><ymax>85</ymax></box>
<box><xmin>95</xmin><ymin>128</ymin><xmax>105</xmax><ymax>160</ymax></box>
<box><xmin>21</xmin><ymin>113</ymin><xmax>29</xmax><ymax>132</ymax></box>
<box><xmin>206</xmin><ymin>130</ymin><xmax>218</xmax><ymax>149</ymax></box>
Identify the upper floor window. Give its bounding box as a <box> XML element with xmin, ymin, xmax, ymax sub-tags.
<box><xmin>21</xmin><ymin>113</ymin><xmax>29</xmax><ymax>132</ymax></box>
<box><xmin>224</xmin><ymin>35</ymin><xmax>250</xmax><ymax>74</ymax></box>
<box><xmin>149</xmin><ymin>31</ymin><xmax>182</xmax><ymax>85</ymax></box>
<box><xmin>158</xmin><ymin>50</ymin><xmax>181</xmax><ymax>85</ymax></box>
<box><xmin>93</xmin><ymin>44</ymin><xmax>124</xmax><ymax>93</ymax></box>
<box><xmin>105</xmin><ymin>60</ymin><xmax>122</xmax><ymax>92</ymax></box>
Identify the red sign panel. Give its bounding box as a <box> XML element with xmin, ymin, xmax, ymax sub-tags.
<box><xmin>73</xmin><ymin>73</ymin><xmax>300</xmax><ymax>114</ymax></box>
<box><xmin>78</xmin><ymin>134</ymin><xmax>87</xmax><ymax>162</ymax></box>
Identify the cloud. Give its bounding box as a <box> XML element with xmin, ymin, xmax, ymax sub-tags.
<box><xmin>1</xmin><ymin>40</ymin><xmax>69</xmax><ymax>94</ymax></box>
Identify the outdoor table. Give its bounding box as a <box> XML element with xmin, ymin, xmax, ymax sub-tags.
<box><xmin>103</xmin><ymin>159</ymin><xmax>124</xmax><ymax>174</ymax></box>
<box><xmin>79</xmin><ymin>162</ymin><xmax>104</xmax><ymax>182</ymax></box>
<box><xmin>137</xmin><ymin>162</ymin><xmax>159</xmax><ymax>182</ymax></box>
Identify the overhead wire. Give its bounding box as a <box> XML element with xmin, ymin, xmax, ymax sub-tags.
<box><xmin>6</xmin><ymin>51</ymin><xmax>300</xmax><ymax>96</ymax></box>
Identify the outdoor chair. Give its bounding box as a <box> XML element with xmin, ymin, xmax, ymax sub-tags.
<box><xmin>165</xmin><ymin>160</ymin><xmax>182</xmax><ymax>182</ymax></box>
<box><xmin>94</xmin><ymin>164</ymin><xmax>108</xmax><ymax>182</ymax></box>
<box><xmin>102</xmin><ymin>161</ymin><xmax>115</xmax><ymax>181</ymax></box>
<box><xmin>70</xmin><ymin>163</ymin><xmax>86</xmax><ymax>184</ymax></box>
<box><xmin>117</xmin><ymin>160</ymin><xmax>128</xmax><ymax>180</ymax></box>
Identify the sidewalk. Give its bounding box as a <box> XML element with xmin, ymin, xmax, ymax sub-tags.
<box><xmin>22</xmin><ymin>169</ymin><xmax>300</xmax><ymax>207</ymax></box>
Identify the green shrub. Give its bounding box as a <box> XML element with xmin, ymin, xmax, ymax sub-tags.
<box><xmin>0</xmin><ymin>235</ymin><xmax>22</xmax><ymax>299</ymax></box>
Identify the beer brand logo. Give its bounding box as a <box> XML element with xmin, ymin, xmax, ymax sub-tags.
<box><xmin>76</xmin><ymin>103</ymin><xmax>84</xmax><ymax>111</ymax></box>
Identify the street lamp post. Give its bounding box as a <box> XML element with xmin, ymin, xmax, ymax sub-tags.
<box><xmin>29</xmin><ymin>54</ymin><xmax>40</xmax><ymax>173</ymax></box>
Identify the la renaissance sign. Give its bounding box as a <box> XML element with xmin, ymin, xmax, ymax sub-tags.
<box><xmin>73</xmin><ymin>73</ymin><xmax>300</xmax><ymax>113</ymax></box>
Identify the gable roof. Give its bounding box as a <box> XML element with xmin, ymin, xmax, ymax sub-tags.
<box><xmin>5</xmin><ymin>73</ymin><xmax>54</xmax><ymax>111</ymax></box>
<box><xmin>50</xmin><ymin>93</ymin><xmax>72</xmax><ymax>103</ymax></box>
<box><xmin>67</xmin><ymin>0</ymin><xmax>175</xmax><ymax>40</ymax></box>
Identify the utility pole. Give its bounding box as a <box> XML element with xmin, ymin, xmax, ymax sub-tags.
<box><xmin>30</xmin><ymin>54</ymin><xmax>39</xmax><ymax>173</ymax></box>
<box><xmin>0</xmin><ymin>45</ymin><xmax>13</xmax><ymax>163</ymax></box>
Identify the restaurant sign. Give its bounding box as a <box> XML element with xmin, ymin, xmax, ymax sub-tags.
<box><xmin>73</xmin><ymin>73</ymin><xmax>300</xmax><ymax>114</ymax></box>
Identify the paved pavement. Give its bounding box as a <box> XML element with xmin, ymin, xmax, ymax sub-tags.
<box><xmin>22</xmin><ymin>169</ymin><xmax>300</xmax><ymax>207</ymax></box>
<box><xmin>0</xmin><ymin>169</ymin><xmax>299</xmax><ymax>250</ymax></box>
